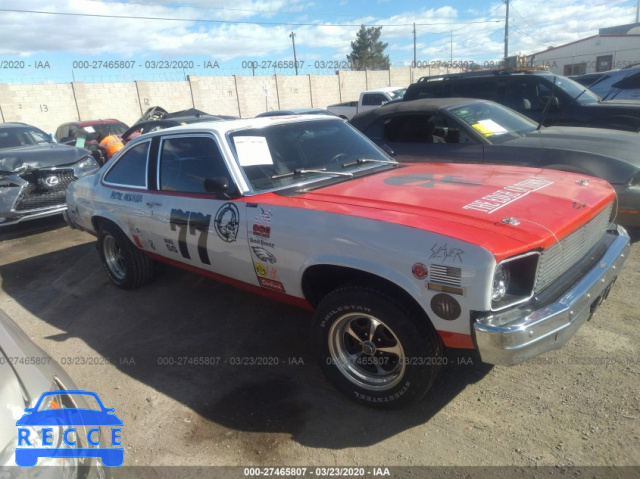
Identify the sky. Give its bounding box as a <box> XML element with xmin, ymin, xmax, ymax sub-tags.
<box><xmin>0</xmin><ymin>0</ymin><xmax>638</xmax><ymax>83</ymax></box>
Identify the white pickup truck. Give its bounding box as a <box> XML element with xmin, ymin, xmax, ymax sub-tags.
<box><xmin>327</xmin><ymin>87</ymin><xmax>406</xmax><ymax>120</ymax></box>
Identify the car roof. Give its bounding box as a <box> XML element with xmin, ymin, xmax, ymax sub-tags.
<box><xmin>128</xmin><ymin>114</ymin><xmax>344</xmax><ymax>142</ymax></box>
<box><xmin>75</xmin><ymin>119</ymin><xmax>124</xmax><ymax>126</ymax></box>
<box><xmin>0</xmin><ymin>122</ymin><xmax>33</xmax><ymax>129</ymax></box>
<box><xmin>255</xmin><ymin>108</ymin><xmax>336</xmax><ymax>117</ymax></box>
<box><xmin>350</xmin><ymin>97</ymin><xmax>489</xmax><ymax>129</ymax></box>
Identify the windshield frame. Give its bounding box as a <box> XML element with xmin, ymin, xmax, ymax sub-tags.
<box><xmin>225</xmin><ymin>118</ymin><xmax>399</xmax><ymax>195</ymax></box>
<box><xmin>443</xmin><ymin>100</ymin><xmax>538</xmax><ymax>145</ymax></box>
<box><xmin>548</xmin><ymin>74</ymin><xmax>601</xmax><ymax>104</ymax></box>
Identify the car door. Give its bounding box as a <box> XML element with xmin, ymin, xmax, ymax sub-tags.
<box><xmin>139</xmin><ymin>133</ymin><xmax>256</xmax><ymax>285</ymax></box>
<box><xmin>362</xmin><ymin>112</ymin><xmax>485</xmax><ymax>163</ymax></box>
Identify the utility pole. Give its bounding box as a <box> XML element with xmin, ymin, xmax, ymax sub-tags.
<box><xmin>450</xmin><ymin>30</ymin><xmax>453</xmax><ymax>63</ymax></box>
<box><xmin>504</xmin><ymin>0</ymin><xmax>509</xmax><ymax>66</ymax></box>
<box><xmin>289</xmin><ymin>32</ymin><xmax>299</xmax><ymax>75</ymax></box>
<box><xmin>413</xmin><ymin>23</ymin><xmax>417</xmax><ymax>67</ymax></box>
<box><xmin>636</xmin><ymin>0</ymin><xmax>639</xmax><ymax>23</ymax></box>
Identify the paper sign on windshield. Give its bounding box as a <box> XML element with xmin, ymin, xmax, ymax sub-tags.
<box><xmin>472</xmin><ymin>119</ymin><xmax>508</xmax><ymax>137</ymax></box>
<box><xmin>234</xmin><ymin>136</ymin><xmax>274</xmax><ymax>166</ymax></box>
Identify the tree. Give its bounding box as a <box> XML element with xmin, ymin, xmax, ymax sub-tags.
<box><xmin>347</xmin><ymin>25</ymin><xmax>390</xmax><ymax>71</ymax></box>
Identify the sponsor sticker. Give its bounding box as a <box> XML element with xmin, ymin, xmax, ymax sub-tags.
<box><xmin>258</xmin><ymin>277</ymin><xmax>286</xmax><ymax>293</ymax></box>
<box><xmin>412</xmin><ymin>263</ymin><xmax>428</xmax><ymax>279</ymax></box>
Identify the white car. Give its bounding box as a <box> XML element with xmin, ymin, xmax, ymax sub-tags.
<box><xmin>65</xmin><ymin>116</ymin><xmax>630</xmax><ymax>408</ymax></box>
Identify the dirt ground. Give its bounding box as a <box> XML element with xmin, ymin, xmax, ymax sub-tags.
<box><xmin>0</xmin><ymin>216</ymin><xmax>638</xmax><ymax>476</ymax></box>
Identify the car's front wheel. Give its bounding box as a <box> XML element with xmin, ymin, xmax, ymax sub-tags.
<box><xmin>314</xmin><ymin>283</ymin><xmax>444</xmax><ymax>409</ymax></box>
<box><xmin>97</xmin><ymin>222</ymin><xmax>155</xmax><ymax>289</ymax></box>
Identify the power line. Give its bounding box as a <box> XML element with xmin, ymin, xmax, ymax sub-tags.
<box><xmin>509</xmin><ymin>3</ymin><xmax>554</xmax><ymax>47</ymax></box>
<box><xmin>0</xmin><ymin>7</ymin><xmax>506</xmax><ymax>28</ymax></box>
<box><xmin>79</xmin><ymin>0</ymin><xmax>362</xmax><ymax>18</ymax></box>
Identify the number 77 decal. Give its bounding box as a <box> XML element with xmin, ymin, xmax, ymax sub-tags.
<box><xmin>169</xmin><ymin>209</ymin><xmax>212</xmax><ymax>265</ymax></box>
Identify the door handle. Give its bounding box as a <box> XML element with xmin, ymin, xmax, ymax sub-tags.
<box><xmin>146</xmin><ymin>202</ymin><xmax>162</xmax><ymax>208</ymax></box>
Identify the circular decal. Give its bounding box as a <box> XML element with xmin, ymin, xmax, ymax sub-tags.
<box><xmin>412</xmin><ymin>263</ymin><xmax>428</xmax><ymax>280</ymax></box>
<box><xmin>214</xmin><ymin>203</ymin><xmax>240</xmax><ymax>243</ymax></box>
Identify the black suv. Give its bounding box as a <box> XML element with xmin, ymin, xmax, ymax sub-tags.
<box><xmin>403</xmin><ymin>70</ymin><xmax>640</xmax><ymax>132</ymax></box>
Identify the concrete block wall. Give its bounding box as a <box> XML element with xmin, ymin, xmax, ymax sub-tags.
<box><xmin>365</xmin><ymin>70</ymin><xmax>391</xmax><ymax>90</ymax></box>
<box><xmin>189</xmin><ymin>76</ymin><xmax>240</xmax><ymax>117</ymax></box>
<box><xmin>72</xmin><ymin>82</ymin><xmax>141</xmax><ymax>128</ymax></box>
<box><xmin>234</xmin><ymin>75</ymin><xmax>279</xmax><ymax>118</ymax></box>
<box><xmin>1</xmin><ymin>67</ymin><xmax>461</xmax><ymax>132</ymax></box>
<box><xmin>0</xmin><ymin>83</ymin><xmax>78</xmax><ymax>134</ymax></box>
<box><xmin>309</xmin><ymin>75</ymin><xmax>340</xmax><ymax>108</ymax></box>
<box><xmin>274</xmin><ymin>75</ymin><xmax>312</xmax><ymax>110</ymax></box>
<box><xmin>389</xmin><ymin>67</ymin><xmax>412</xmax><ymax>88</ymax></box>
<box><xmin>136</xmin><ymin>81</ymin><xmax>193</xmax><ymax>115</ymax></box>
<box><xmin>338</xmin><ymin>71</ymin><xmax>367</xmax><ymax>104</ymax></box>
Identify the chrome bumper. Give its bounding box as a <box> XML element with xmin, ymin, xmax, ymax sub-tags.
<box><xmin>474</xmin><ymin>225</ymin><xmax>631</xmax><ymax>365</ymax></box>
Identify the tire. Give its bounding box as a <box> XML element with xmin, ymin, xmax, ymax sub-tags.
<box><xmin>314</xmin><ymin>283</ymin><xmax>444</xmax><ymax>409</ymax></box>
<box><xmin>97</xmin><ymin>222</ymin><xmax>155</xmax><ymax>289</ymax></box>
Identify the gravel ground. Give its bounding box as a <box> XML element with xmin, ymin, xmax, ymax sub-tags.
<box><xmin>0</xmin><ymin>217</ymin><xmax>638</xmax><ymax>477</ymax></box>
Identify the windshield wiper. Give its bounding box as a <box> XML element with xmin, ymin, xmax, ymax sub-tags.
<box><xmin>341</xmin><ymin>158</ymin><xmax>398</xmax><ymax>168</ymax></box>
<box><xmin>271</xmin><ymin>168</ymin><xmax>354</xmax><ymax>180</ymax></box>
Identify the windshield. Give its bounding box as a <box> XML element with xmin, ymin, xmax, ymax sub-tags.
<box><xmin>0</xmin><ymin>126</ymin><xmax>51</xmax><ymax>149</ymax></box>
<box><xmin>229</xmin><ymin>119</ymin><xmax>394</xmax><ymax>191</ymax></box>
<box><xmin>551</xmin><ymin>75</ymin><xmax>600</xmax><ymax>103</ymax></box>
<box><xmin>388</xmin><ymin>88</ymin><xmax>406</xmax><ymax>100</ymax></box>
<box><xmin>82</xmin><ymin>122</ymin><xmax>128</xmax><ymax>136</ymax></box>
<box><xmin>446</xmin><ymin>102</ymin><xmax>537</xmax><ymax>144</ymax></box>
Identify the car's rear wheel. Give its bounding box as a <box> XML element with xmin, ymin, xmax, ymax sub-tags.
<box><xmin>97</xmin><ymin>222</ymin><xmax>155</xmax><ymax>289</ymax></box>
<box><xmin>314</xmin><ymin>283</ymin><xmax>444</xmax><ymax>409</ymax></box>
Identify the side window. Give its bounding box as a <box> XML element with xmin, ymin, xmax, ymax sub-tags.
<box><xmin>467</xmin><ymin>81</ymin><xmax>499</xmax><ymax>102</ymax></box>
<box><xmin>104</xmin><ymin>141</ymin><xmax>149</xmax><ymax>187</ymax></box>
<box><xmin>160</xmin><ymin>136</ymin><xmax>231</xmax><ymax>194</ymax></box>
<box><xmin>381</xmin><ymin>114</ymin><xmax>449</xmax><ymax>143</ymax></box>
<box><xmin>362</xmin><ymin>93</ymin><xmax>388</xmax><ymax>106</ymax></box>
<box><xmin>505</xmin><ymin>79</ymin><xmax>554</xmax><ymax>112</ymax></box>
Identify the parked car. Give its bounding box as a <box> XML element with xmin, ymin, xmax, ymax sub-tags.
<box><xmin>403</xmin><ymin>70</ymin><xmax>640</xmax><ymax>132</ymax></box>
<box><xmin>256</xmin><ymin>108</ymin><xmax>338</xmax><ymax>118</ymax></box>
<box><xmin>572</xmin><ymin>66</ymin><xmax>640</xmax><ymax>101</ymax></box>
<box><xmin>65</xmin><ymin>116</ymin><xmax>629</xmax><ymax>408</ymax></box>
<box><xmin>0</xmin><ymin>122</ymin><xmax>100</xmax><ymax>227</ymax></box>
<box><xmin>55</xmin><ymin>119</ymin><xmax>129</xmax><ymax>165</ymax></box>
<box><xmin>121</xmin><ymin>106</ymin><xmax>225</xmax><ymax>143</ymax></box>
<box><xmin>0</xmin><ymin>307</ymin><xmax>111</xmax><ymax>475</ymax></box>
<box><xmin>327</xmin><ymin>87</ymin><xmax>406</xmax><ymax>120</ymax></box>
<box><xmin>351</xmin><ymin>97</ymin><xmax>640</xmax><ymax>228</ymax></box>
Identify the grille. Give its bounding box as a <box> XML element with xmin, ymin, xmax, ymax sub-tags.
<box><xmin>534</xmin><ymin>203</ymin><xmax>613</xmax><ymax>294</ymax></box>
<box><xmin>14</xmin><ymin>168</ymin><xmax>76</xmax><ymax>212</ymax></box>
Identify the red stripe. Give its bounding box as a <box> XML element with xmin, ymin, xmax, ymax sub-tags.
<box><xmin>144</xmin><ymin>251</ymin><xmax>314</xmax><ymax>311</ymax></box>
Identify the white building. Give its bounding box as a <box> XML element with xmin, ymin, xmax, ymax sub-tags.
<box><xmin>529</xmin><ymin>23</ymin><xmax>640</xmax><ymax>75</ymax></box>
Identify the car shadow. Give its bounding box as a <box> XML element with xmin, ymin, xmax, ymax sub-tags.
<box><xmin>0</xmin><ymin>241</ymin><xmax>491</xmax><ymax>450</ymax></box>
<box><xmin>0</xmin><ymin>215</ymin><xmax>68</xmax><ymax>241</ymax></box>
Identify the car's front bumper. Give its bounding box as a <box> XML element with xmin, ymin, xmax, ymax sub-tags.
<box><xmin>474</xmin><ymin>225</ymin><xmax>630</xmax><ymax>365</ymax></box>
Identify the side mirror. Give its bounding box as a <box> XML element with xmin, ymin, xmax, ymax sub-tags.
<box><xmin>382</xmin><ymin>144</ymin><xmax>396</xmax><ymax>157</ymax></box>
<box><xmin>204</xmin><ymin>177</ymin><xmax>230</xmax><ymax>195</ymax></box>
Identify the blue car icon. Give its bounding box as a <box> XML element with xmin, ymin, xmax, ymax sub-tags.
<box><xmin>15</xmin><ymin>390</ymin><xmax>123</xmax><ymax>467</ymax></box>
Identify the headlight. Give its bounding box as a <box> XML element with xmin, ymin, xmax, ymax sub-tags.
<box><xmin>491</xmin><ymin>264</ymin><xmax>510</xmax><ymax>302</ymax></box>
<box><xmin>491</xmin><ymin>252</ymin><xmax>540</xmax><ymax>311</ymax></box>
<box><xmin>72</xmin><ymin>155</ymin><xmax>100</xmax><ymax>178</ymax></box>
<box><xmin>0</xmin><ymin>174</ymin><xmax>20</xmax><ymax>187</ymax></box>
